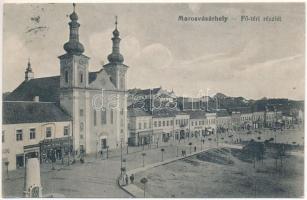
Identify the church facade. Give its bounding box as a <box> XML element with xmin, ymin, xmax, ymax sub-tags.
<box><xmin>5</xmin><ymin>4</ymin><xmax>128</xmax><ymax>159</ymax></box>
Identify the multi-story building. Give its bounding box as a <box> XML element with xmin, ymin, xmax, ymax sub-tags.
<box><xmin>216</xmin><ymin>110</ymin><xmax>232</xmax><ymax>132</ymax></box>
<box><xmin>127</xmin><ymin>108</ymin><xmax>152</xmax><ymax>146</ymax></box>
<box><xmin>152</xmin><ymin>109</ymin><xmax>176</xmax><ymax>143</ymax></box>
<box><xmin>174</xmin><ymin>112</ymin><xmax>190</xmax><ymax>140</ymax></box>
<box><xmin>252</xmin><ymin>111</ymin><xmax>265</xmax><ymax>129</ymax></box>
<box><xmin>2</xmin><ymin>101</ymin><xmax>72</xmax><ymax>170</ymax></box>
<box><xmin>240</xmin><ymin>111</ymin><xmax>253</xmax><ymax>130</ymax></box>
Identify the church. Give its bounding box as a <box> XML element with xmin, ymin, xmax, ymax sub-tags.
<box><xmin>4</xmin><ymin>4</ymin><xmax>128</xmax><ymax>169</ymax></box>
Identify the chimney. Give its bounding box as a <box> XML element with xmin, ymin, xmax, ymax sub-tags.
<box><xmin>33</xmin><ymin>96</ymin><xmax>39</xmax><ymax>102</ymax></box>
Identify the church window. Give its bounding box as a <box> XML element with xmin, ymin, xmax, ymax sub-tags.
<box><xmin>101</xmin><ymin>110</ymin><xmax>107</xmax><ymax>124</ymax></box>
<box><xmin>80</xmin><ymin>122</ymin><xmax>84</xmax><ymax>131</ymax></box>
<box><xmin>80</xmin><ymin>109</ymin><xmax>84</xmax><ymax>117</ymax></box>
<box><xmin>94</xmin><ymin>110</ymin><xmax>97</xmax><ymax>126</ymax></box>
<box><xmin>138</xmin><ymin>123</ymin><xmax>142</xmax><ymax>130</ymax></box>
<box><xmin>120</xmin><ymin>77</ymin><xmax>124</xmax><ymax>89</ymax></box>
<box><xmin>80</xmin><ymin>72</ymin><xmax>83</xmax><ymax>83</ymax></box>
<box><xmin>144</xmin><ymin>122</ymin><xmax>147</xmax><ymax>129</ymax></box>
<box><xmin>110</xmin><ymin>109</ymin><xmax>114</xmax><ymax>124</ymax></box>
<box><xmin>65</xmin><ymin>71</ymin><xmax>69</xmax><ymax>83</ymax></box>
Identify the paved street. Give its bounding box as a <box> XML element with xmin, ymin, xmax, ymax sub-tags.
<box><xmin>2</xmin><ymin>127</ymin><xmax>303</xmax><ymax>197</ymax></box>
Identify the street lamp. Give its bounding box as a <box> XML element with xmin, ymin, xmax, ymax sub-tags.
<box><xmin>161</xmin><ymin>148</ymin><xmax>165</xmax><ymax>162</ymax></box>
<box><xmin>106</xmin><ymin>146</ymin><xmax>109</xmax><ymax>159</ymax></box>
<box><xmin>126</xmin><ymin>142</ymin><xmax>129</xmax><ymax>154</ymax></box>
<box><xmin>140</xmin><ymin>177</ymin><xmax>148</xmax><ymax>198</ymax></box>
<box><xmin>141</xmin><ymin>152</ymin><xmax>146</xmax><ymax>167</ymax></box>
<box><xmin>189</xmin><ymin>142</ymin><xmax>192</xmax><ymax>154</ymax></box>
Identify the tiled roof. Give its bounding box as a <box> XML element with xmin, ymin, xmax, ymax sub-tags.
<box><xmin>6</xmin><ymin>71</ymin><xmax>113</xmax><ymax>103</ymax></box>
<box><xmin>216</xmin><ymin>110</ymin><xmax>231</xmax><ymax>117</ymax></box>
<box><xmin>6</xmin><ymin>76</ymin><xmax>60</xmax><ymax>103</ymax></box>
<box><xmin>3</xmin><ymin>101</ymin><xmax>72</xmax><ymax>124</ymax></box>
<box><xmin>127</xmin><ymin>108</ymin><xmax>151</xmax><ymax>117</ymax></box>
<box><xmin>183</xmin><ymin>110</ymin><xmax>207</xmax><ymax>119</ymax></box>
<box><xmin>152</xmin><ymin>109</ymin><xmax>177</xmax><ymax>118</ymax></box>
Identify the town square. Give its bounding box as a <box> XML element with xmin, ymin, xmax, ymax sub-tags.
<box><xmin>1</xmin><ymin>2</ymin><xmax>305</xmax><ymax>198</ymax></box>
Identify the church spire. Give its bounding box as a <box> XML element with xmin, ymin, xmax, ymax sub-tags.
<box><xmin>107</xmin><ymin>16</ymin><xmax>124</xmax><ymax>64</ymax></box>
<box><xmin>25</xmin><ymin>58</ymin><xmax>34</xmax><ymax>81</ymax></box>
<box><xmin>63</xmin><ymin>3</ymin><xmax>84</xmax><ymax>55</ymax></box>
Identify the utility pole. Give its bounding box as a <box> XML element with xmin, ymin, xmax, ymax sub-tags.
<box><xmin>120</xmin><ymin>139</ymin><xmax>123</xmax><ymax>176</ymax></box>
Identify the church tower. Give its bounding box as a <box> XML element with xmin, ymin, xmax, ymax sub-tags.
<box><xmin>59</xmin><ymin>3</ymin><xmax>89</xmax><ymax>89</ymax></box>
<box><xmin>104</xmin><ymin>17</ymin><xmax>129</xmax><ymax>144</ymax></box>
<box><xmin>25</xmin><ymin>58</ymin><xmax>34</xmax><ymax>81</ymax></box>
<box><xmin>104</xmin><ymin>16</ymin><xmax>128</xmax><ymax>91</ymax></box>
<box><xmin>58</xmin><ymin>4</ymin><xmax>90</xmax><ymax>155</ymax></box>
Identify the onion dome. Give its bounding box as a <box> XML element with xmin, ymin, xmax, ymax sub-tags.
<box><xmin>63</xmin><ymin>3</ymin><xmax>84</xmax><ymax>55</ymax></box>
<box><xmin>107</xmin><ymin>16</ymin><xmax>124</xmax><ymax>64</ymax></box>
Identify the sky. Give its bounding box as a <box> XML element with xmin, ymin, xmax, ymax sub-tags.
<box><xmin>2</xmin><ymin>3</ymin><xmax>305</xmax><ymax>100</ymax></box>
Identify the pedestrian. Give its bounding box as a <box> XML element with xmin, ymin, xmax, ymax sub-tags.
<box><xmin>130</xmin><ymin>174</ymin><xmax>134</xmax><ymax>184</ymax></box>
<box><xmin>194</xmin><ymin>146</ymin><xmax>197</xmax><ymax>152</ymax></box>
<box><xmin>181</xmin><ymin>150</ymin><xmax>184</xmax><ymax>157</ymax></box>
<box><xmin>125</xmin><ymin>174</ymin><xmax>129</xmax><ymax>185</ymax></box>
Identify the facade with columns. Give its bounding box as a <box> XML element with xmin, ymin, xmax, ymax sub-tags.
<box><xmin>5</xmin><ymin>4</ymin><xmax>128</xmax><ymax>157</ymax></box>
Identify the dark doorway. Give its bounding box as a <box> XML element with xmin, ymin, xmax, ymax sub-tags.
<box><xmin>16</xmin><ymin>154</ymin><xmax>24</xmax><ymax>168</ymax></box>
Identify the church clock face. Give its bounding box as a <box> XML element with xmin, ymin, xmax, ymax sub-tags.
<box><xmin>64</xmin><ymin>59</ymin><xmax>72</xmax><ymax>66</ymax></box>
<box><xmin>79</xmin><ymin>59</ymin><xmax>86</xmax><ymax>65</ymax></box>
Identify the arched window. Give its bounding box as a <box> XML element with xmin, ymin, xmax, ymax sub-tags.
<box><xmin>80</xmin><ymin>72</ymin><xmax>83</xmax><ymax>83</ymax></box>
<box><xmin>65</xmin><ymin>71</ymin><xmax>68</xmax><ymax>83</ymax></box>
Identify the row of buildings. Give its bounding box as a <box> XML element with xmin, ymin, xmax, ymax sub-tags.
<box><xmin>127</xmin><ymin>106</ymin><xmax>290</xmax><ymax>146</ymax></box>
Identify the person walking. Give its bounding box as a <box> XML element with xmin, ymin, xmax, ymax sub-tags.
<box><xmin>125</xmin><ymin>174</ymin><xmax>129</xmax><ymax>185</ymax></box>
<box><xmin>130</xmin><ymin>174</ymin><xmax>134</xmax><ymax>184</ymax></box>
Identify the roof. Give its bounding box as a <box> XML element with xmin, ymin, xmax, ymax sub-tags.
<box><xmin>6</xmin><ymin>71</ymin><xmax>114</xmax><ymax>103</ymax></box>
<box><xmin>7</xmin><ymin>76</ymin><xmax>60</xmax><ymax>103</ymax></box>
<box><xmin>216</xmin><ymin>110</ymin><xmax>230</xmax><ymax>117</ymax></box>
<box><xmin>152</xmin><ymin>109</ymin><xmax>177</xmax><ymax>118</ymax></box>
<box><xmin>3</xmin><ymin>101</ymin><xmax>72</xmax><ymax>124</ymax></box>
<box><xmin>128</xmin><ymin>108</ymin><xmax>151</xmax><ymax>117</ymax></box>
<box><xmin>228</xmin><ymin>107</ymin><xmax>252</xmax><ymax>114</ymax></box>
<box><xmin>183</xmin><ymin>110</ymin><xmax>207</xmax><ymax>119</ymax></box>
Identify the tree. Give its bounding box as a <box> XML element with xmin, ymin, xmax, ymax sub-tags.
<box><xmin>140</xmin><ymin>177</ymin><xmax>148</xmax><ymax>198</ymax></box>
<box><xmin>161</xmin><ymin>148</ymin><xmax>165</xmax><ymax>162</ymax></box>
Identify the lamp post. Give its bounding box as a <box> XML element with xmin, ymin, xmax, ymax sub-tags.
<box><xmin>126</xmin><ymin>142</ymin><xmax>129</xmax><ymax>154</ymax></box>
<box><xmin>120</xmin><ymin>139</ymin><xmax>124</xmax><ymax>177</ymax></box>
<box><xmin>189</xmin><ymin>142</ymin><xmax>192</xmax><ymax>154</ymax></box>
<box><xmin>161</xmin><ymin>148</ymin><xmax>165</xmax><ymax>162</ymax></box>
<box><xmin>141</xmin><ymin>152</ymin><xmax>146</xmax><ymax>167</ymax></box>
<box><xmin>106</xmin><ymin>146</ymin><xmax>109</xmax><ymax>159</ymax></box>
